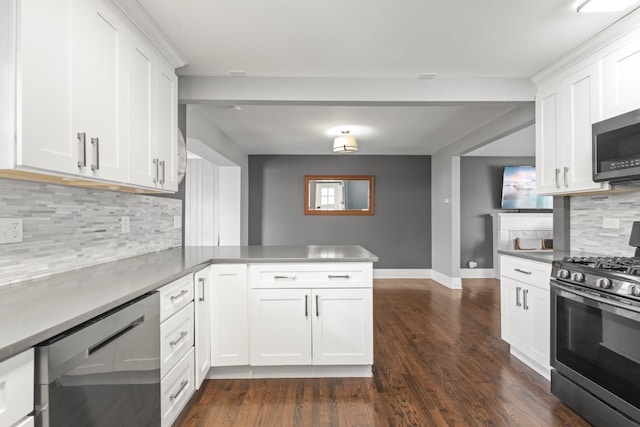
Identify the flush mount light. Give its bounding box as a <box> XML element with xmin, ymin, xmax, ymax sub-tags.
<box><xmin>332</xmin><ymin>130</ymin><xmax>359</xmax><ymax>153</ymax></box>
<box><xmin>577</xmin><ymin>0</ymin><xmax>638</xmax><ymax>12</ymax></box>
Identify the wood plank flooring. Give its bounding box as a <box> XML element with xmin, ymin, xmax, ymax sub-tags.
<box><xmin>176</xmin><ymin>278</ymin><xmax>590</xmax><ymax>426</ymax></box>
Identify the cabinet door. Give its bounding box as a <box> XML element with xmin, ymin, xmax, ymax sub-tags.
<box><xmin>312</xmin><ymin>288</ymin><xmax>373</xmax><ymax>365</ymax></box>
<box><xmin>500</xmin><ymin>277</ymin><xmax>525</xmax><ymax>349</ymax></box>
<box><xmin>522</xmin><ymin>284</ymin><xmax>550</xmax><ymax>369</ymax></box>
<box><xmin>535</xmin><ymin>87</ymin><xmax>561</xmax><ymax>195</ymax></box>
<box><xmin>194</xmin><ymin>267</ymin><xmax>210</xmax><ymax>389</ymax></box>
<box><xmin>84</xmin><ymin>0</ymin><xmax>128</xmax><ymax>182</ymax></box>
<box><xmin>562</xmin><ymin>64</ymin><xmax>608</xmax><ymax>193</ymax></box>
<box><xmin>250</xmin><ymin>288</ymin><xmax>312</xmax><ymax>366</ymax></box>
<box><xmin>154</xmin><ymin>61</ymin><xmax>178</xmax><ymax>191</ymax></box>
<box><xmin>18</xmin><ymin>0</ymin><xmax>84</xmax><ymax>174</ymax></box>
<box><xmin>127</xmin><ymin>36</ymin><xmax>156</xmax><ymax>187</ymax></box>
<box><xmin>210</xmin><ymin>264</ymin><xmax>248</xmax><ymax>366</ymax></box>
<box><xmin>603</xmin><ymin>37</ymin><xmax>640</xmax><ymax>119</ymax></box>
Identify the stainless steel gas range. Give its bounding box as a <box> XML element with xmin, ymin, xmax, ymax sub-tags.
<box><xmin>550</xmin><ymin>254</ymin><xmax>640</xmax><ymax>427</ymax></box>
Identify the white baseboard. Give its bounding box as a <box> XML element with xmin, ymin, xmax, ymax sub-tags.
<box><xmin>460</xmin><ymin>268</ymin><xmax>496</xmax><ymax>279</ymax></box>
<box><xmin>206</xmin><ymin>365</ymin><xmax>372</xmax><ymax>379</ymax></box>
<box><xmin>373</xmin><ymin>269</ymin><xmax>431</xmax><ymax>278</ymax></box>
<box><xmin>431</xmin><ymin>270</ymin><xmax>463</xmax><ymax>289</ymax></box>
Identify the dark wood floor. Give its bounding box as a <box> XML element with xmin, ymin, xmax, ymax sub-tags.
<box><xmin>176</xmin><ymin>279</ymin><xmax>590</xmax><ymax>426</ymax></box>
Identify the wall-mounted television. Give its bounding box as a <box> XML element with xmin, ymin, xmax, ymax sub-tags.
<box><xmin>501</xmin><ymin>166</ymin><xmax>553</xmax><ymax>210</ymax></box>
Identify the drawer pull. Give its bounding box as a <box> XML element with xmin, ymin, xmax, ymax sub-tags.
<box><xmin>328</xmin><ymin>274</ymin><xmax>350</xmax><ymax>279</ymax></box>
<box><xmin>170</xmin><ymin>380</ymin><xmax>189</xmax><ymax>401</ymax></box>
<box><xmin>274</xmin><ymin>275</ymin><xmax>296</xmax><ymax>280</ymax></box>
<box><xmin>170</xmin><ymin>289</ymin><xmax>189</xmax><ymax>301</ymax></box>
<box><xmin>514</xmin><ymin>268</ymin><xmax>532</xmax><ymax>275</ymax></box>
<box><xmin>170</xmin><ymin>331</ymin><xmax>188</xmax><ymax>346</ymax></box>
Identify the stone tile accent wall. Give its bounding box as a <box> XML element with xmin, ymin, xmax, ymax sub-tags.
<box><xmin>0</xmin><ymin>178</ymin><xmax>182</xmax><ymax>286</ymax></box>
<box><xmin>571</xmin><ymin>191</ymin><xmax>640</xmax><ymax>257</ymax></box>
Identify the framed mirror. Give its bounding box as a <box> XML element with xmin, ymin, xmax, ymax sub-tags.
<box><xmin>304</xmin><ymin>175</ymin><xmax>374</xmax><ymax>215</ymax></box>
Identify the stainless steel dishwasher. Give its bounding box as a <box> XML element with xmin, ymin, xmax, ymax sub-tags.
<box><xmin>34</xmin><ymin>292</ymin><xmax>161</xmax><ymax>427</ymax></box>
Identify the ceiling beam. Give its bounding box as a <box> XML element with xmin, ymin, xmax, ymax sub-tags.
<box><xmin>178</xmin><ymin>76</ymin><xmax>535</xmax><ymax>106</ymax></box>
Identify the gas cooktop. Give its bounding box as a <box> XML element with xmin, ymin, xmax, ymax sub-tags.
<box><xmin>553</xmin><ymin>256</ymin><xmax>640</xmax><ymax>301</ymax></box>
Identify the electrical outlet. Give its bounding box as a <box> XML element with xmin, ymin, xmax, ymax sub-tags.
<box><xmin>173</xmin><ymin>216</ymin><xmax>181</xmax><ymax>229</ymax></box>
<box><xmin>121</xmin><ymin>216</ymin><xmax>130</xmax><ymax>234</ymax></box>
<box><xmin>603</xmin><ymin>217</ymin><xmax>620</xmax><ymax>229</ymax></box>
<box><xmin>0</xmin><ymin>218</ymin><xmax>23</xmax><ymax>244</ymax></box>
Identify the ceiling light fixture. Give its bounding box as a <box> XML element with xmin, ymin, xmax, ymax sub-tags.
<box><xmin>577</xmin><ymin>0</ymin><xmax>638</xmax><ymax>12</ymax></box>
<box><xmin>332</xmin><ymin>130</ymin><xmax>358</xmax><ymax>153</ymax></box>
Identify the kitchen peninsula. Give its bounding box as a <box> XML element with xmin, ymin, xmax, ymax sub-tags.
<box><xmin>0</xmin><ymin>245</ymin><xmax>377</xmax><ymax>426</ymax></box>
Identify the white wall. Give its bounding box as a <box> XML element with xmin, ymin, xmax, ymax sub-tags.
<box><xmin>186</xmin><ymin>105</ymin><xmax>249</xmax><ymax>245</ymax></box>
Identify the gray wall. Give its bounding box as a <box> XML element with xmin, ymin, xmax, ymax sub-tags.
<box><xmin>459</xmin><ymin>156</ymin><xmax>534</xmax><ymax>269</ymax></box>
<box><xmin>249</xmin><ymin>155</ymin><xmax>431</xmax><ymax>269</ymax></box>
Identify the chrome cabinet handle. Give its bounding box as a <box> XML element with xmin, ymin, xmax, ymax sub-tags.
<box><xmin>77</xmin><ymin>132</ymin><xmax>86</xmax><ymax>167</ymax></box>
<box><xmin>328</xmin><ymin>274</ymin><xmax>350</xmax><ymax>279</ymax></box>
<box><xmin>274</xmin><ymin>275</ymin><xmax>296</xmax><ymax>280</ymax></box>
<box><xmin>91</xmin><ymin>137</ymin><xmax>99</xmax><ymax>171</ymax></box>
<box><xmin>170</xmin><ymin>331</ymin><xmax>188</xmax><ymax>346</ymax></box>
<box><xmin>316</xmin><ymin>295</ymin><xmax>319</xmax><ymax>317</ymax></box>
<box><xmin>523</xmin><ymin>289</ymin><xmax>529</xmax><ymax>310</ymax></box>
<box><xmin>160</xmin><ymin>160</ymin><xmax>166</xmax><ymax>184</ymax></box>
<box><xmin>555</xmin><ymin>168</ymin><xmax>560</xmax><ymax>188</ymax></box>
<box><xmin>198</xmin><ymin>277</ymin><xmax>205</xmax><ymax>301</ymax></box>
<box><xmin>563</xmin><ymin>166</ymin><xmax>569</xmax><ymax>188</ymax></box>
<box><xmin>305</xmin><ymin>295</ymin><xmax>308</xmax><ymax>317</ymax></box>
<box><xmin>514</xmin><ymin>268</ymin><xmax>532</xmax><ymax>275</ymax></box>
<box><xmin>516</xmin><ymin>287</ymin><xmax>521</xmax><ymax>307</ymax></box>
<box><xmin>170</xmin><ymin>380</ymin><xmax>188</xmax><ymax>401</ymax></box>
<box><xmin>153</xmin><ymin>158</ymin><xmax>159</xmax><ymax>184</ymax></box>
<box><xmin>170</xmin><ymin>289</ymin><xmax>189</xmax><ymax>301</ymax></box>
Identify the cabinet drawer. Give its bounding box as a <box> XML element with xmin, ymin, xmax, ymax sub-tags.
<box><xmin>161</xmin><ymin>303</ymin><xmax>194</xmax><ymax>378</ymax></box>
<box><xmin>500</xmin><ymin>256</ymin><xmax>551</xmax><ymax>289</ymax></box>
<box><xmin>161</xmin><ymin>347</ymin><xmax>195</xmax><ymax>427</ymax></box>
<box><xmin>159</xmin><ymin>274</ymin><xmax>194</xmax><ymax>321</ymax></box>
<box><xmin>248</xmin><ymin>263</ymin><xmax>372</xmax><ymax>289</ymax></box>
<box><xmin>0</xmin><ymin>349</ymin><xmax>34</xmax><ymax>427</ymax></box>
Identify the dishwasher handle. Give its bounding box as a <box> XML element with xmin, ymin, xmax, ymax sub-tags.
<box><xmin>36</xmin><ymin>292</ymin><xmax>160</xmax><ymax>383</ymax></box>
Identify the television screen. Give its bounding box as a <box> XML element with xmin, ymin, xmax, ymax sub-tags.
<box><xmin>501</xmin><ymin>166</ymin><xmax>553</xmax><ymax>210</ymax></box>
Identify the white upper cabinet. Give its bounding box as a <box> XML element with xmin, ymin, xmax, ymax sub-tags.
<box><xmin>18</xmin><ymin>0</ymin><xmax>80</xmax><ymax>175</ymax></box>
<box><xmin>535</xmin><ymin>63</ymin><xmax>609</xmax><ymax>195</ymax></box>
<box><xmin>9</xmin><ymin>0</ymin><xmax>179</xmax><ymax>192</ymax></box>
<box><xmin>84</xmin><ymin>0</ymin><xmax>128</xmax><ymax>182</ymax></box>
<box><xmin>603</xmin><ymin>36</ymin><xmax>640</xmax><ymax>119</ymax></box>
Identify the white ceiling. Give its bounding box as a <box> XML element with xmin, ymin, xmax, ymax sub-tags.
<box><xmin>138</xmin><ymin>0</ymin><xmax>637</xmax><ymax>156</ymax></box>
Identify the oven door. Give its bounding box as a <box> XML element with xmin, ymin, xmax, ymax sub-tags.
<box><xmin>551</xmin><ymin>280</ymin><xmax>640</xmax><ymax>423</ymax></box>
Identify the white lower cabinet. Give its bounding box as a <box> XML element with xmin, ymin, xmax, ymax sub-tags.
<box><xmin>161</xmin><ymin>348</ymin><xmax>195</xmax><ymax>427</ymax></box>
<box><xmin>0</xmin><ymin>349</ymin><xmax>34</xmax><ymax>427</ymax></box>
<box><xmin>159</xmin><ymin>274</ymin><xmax>196</xmax><ymax>427</ymax></box>
<box><xmin>250</xmin><ymin>288</ymin><xmax>312</xmax><ymax>366</ymax></box>
<box><xmin>248</xmin><ymin>263</ymin><xmax>374</xmax><ymax>368</ymax></box>
<box><xmin>194</xmin><ymin>266</ymin><xmax>210</xmax><ymax>388</ymax></box>
<box><xmin>210</xmin><ymin>264</ymin><xmax>249</xmax><ymax>367</ymax></box>
<box><xmin>249</xmin><ymin>287</ymin><xmax>373</xmax><ymax>366</ymax></box>
<box><xmin>500</xmin><ymin>256</ymin><xmax>551</xmax><ymax>379</ymax></box>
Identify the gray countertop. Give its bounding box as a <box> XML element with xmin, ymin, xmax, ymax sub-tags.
<box><xmin>498</xmin><ymin>249</ymin><xmax>606</xmax><ymax>264</ymax></box>
<box><xmin>0</xmin><ymin>245</ymin><xmax>378</xmax><ymax>362</ymax></box>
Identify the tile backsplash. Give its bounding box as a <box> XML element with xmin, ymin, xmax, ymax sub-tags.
<box><xmin>0</xmin><ymin>178</ymin><xmax>182</xmax><ymax>286</ymax></box>
<box><xmin>571</xmin><ymin>190</ymin><xmax>640</xmax><ymax>256</ymax></box>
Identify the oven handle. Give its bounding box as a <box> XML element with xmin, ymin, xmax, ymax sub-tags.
<box><xmin>551</xmin><ymin>280</ymin><xmax>640</xmax><ymax>316</ymax></box>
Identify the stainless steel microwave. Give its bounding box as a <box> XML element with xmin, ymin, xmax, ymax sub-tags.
<box><xmin>593</xmin><ymin>108</ymin><xmax>640</xmax><ymax>183</ymax></box>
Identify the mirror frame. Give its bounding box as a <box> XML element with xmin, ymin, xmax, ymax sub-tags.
<box><xmin>304</xmin><ymin>175</ymin><xmax>375</xmax><ymax>216</ymax></box>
